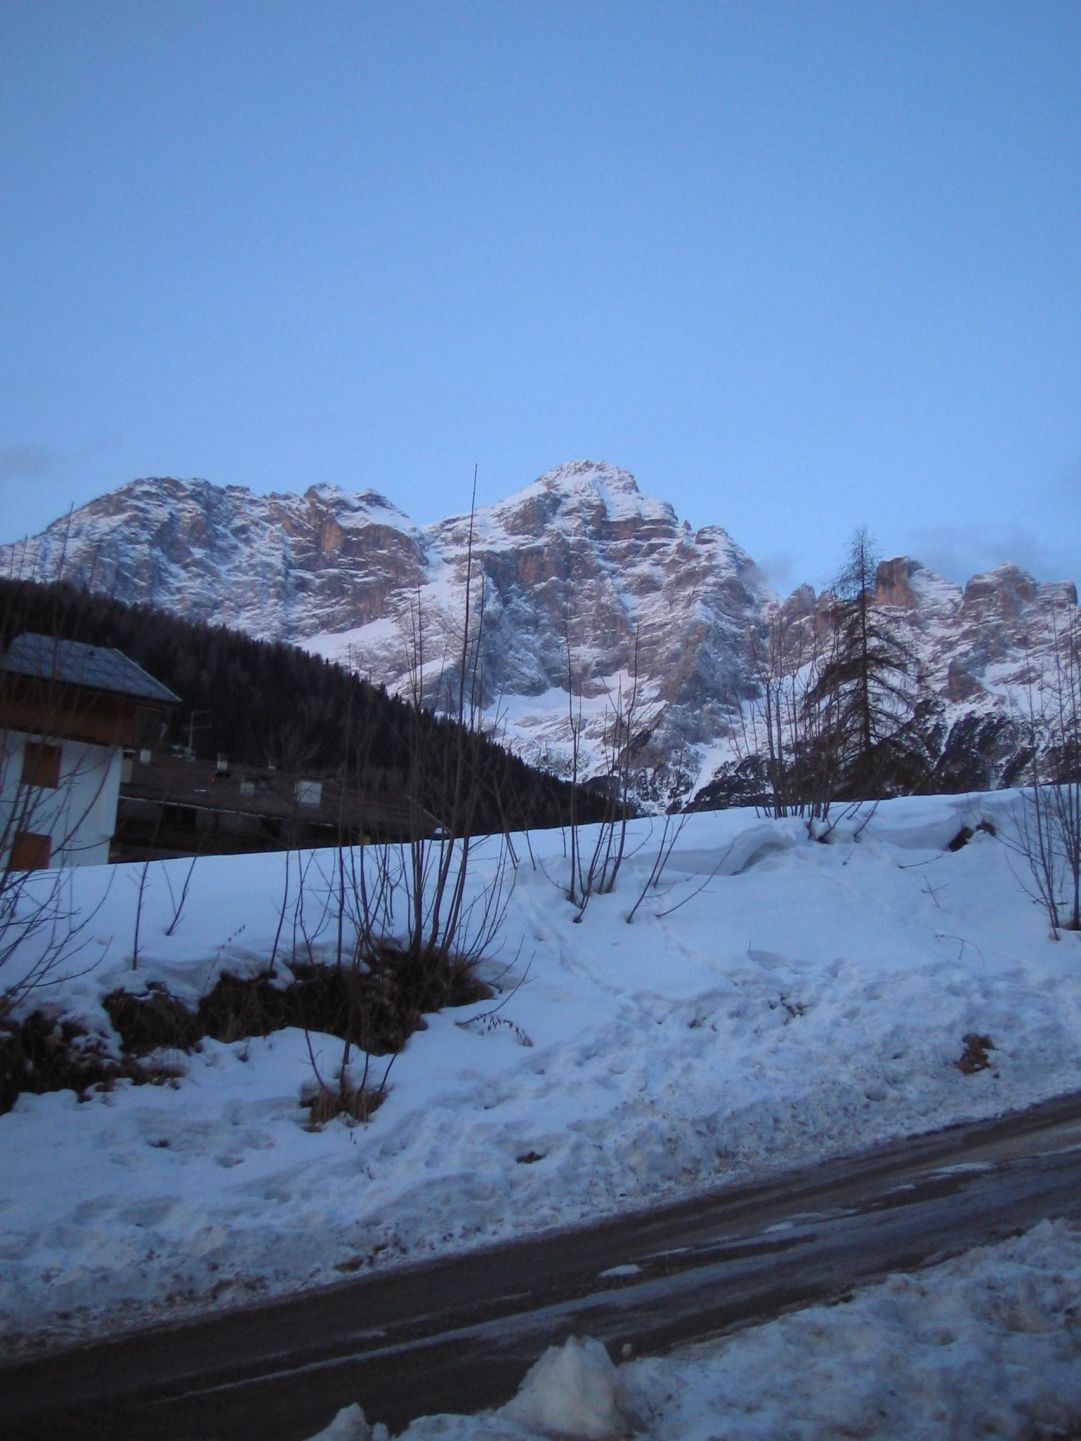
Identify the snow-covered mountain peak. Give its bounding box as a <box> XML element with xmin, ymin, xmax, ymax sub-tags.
<box><xmin>298</xmin><ymin>484</ymin><xmax>421</xmax><ymax>537</ymax></box>
<box><xmin>873</xmin><ymin>557</ymin><xmax>962</xmax><ymax>614</ymax></box>
<box><xmin>299</xmin><ymin>481</ymin><xmax>358</xmax><ymax>510</ymax></box>
<box><xmin>428</xmin><ymin>462</ymin><xmax>671</xmax><ymax>556</ymax></box>
<box><xmin>495</xmin><ymin>459</ymin><xmax>675</xmax><ymax>527</ymax></box>
<box><xmin>537</xmin><ymin>457</ymin><xmax>640</xmax><ymax>493</ymax></box>
<box><xmin>3</xmin><ymin>464</ymin><xmax>1077</xmax><ymax>808</ymax></box>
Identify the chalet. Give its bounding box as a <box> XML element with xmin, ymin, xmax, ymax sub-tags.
<box><xmin>0</xmin><ymin>633</ymin><xmax>180</xmax><ymax>869</ymax></box>
<box><xmin>114</xmin><ymin>754</ymin><xmax>441</xmax><ymax>860</ymax></box>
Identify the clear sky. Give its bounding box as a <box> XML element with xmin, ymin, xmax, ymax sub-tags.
<box><xmin>2</xmin><ymin>0</ymin><xmax>1079</xmax><ymax>594</ymax></box>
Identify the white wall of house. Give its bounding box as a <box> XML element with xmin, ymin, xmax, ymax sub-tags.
<box><xmin>0</xmin><ymin>729</ymin><xmax>123</xmax><ymax>869</ymax></box>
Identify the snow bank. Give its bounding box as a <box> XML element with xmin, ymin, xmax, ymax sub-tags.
<box><xmin>311</xmin><ymin>1219</ymin><xmax>1081</xmax><ymax>1441</ymax></box>
<box><xmin>621</xmin><ymin>1218</ymin><xmax>1081</xmax><ymax>1441</ymax></box>
<box><xmin>305</xmin><ymin>1402</ymin><xmax>385</xmax><ymax>1441</ymax></box>
<box><xmin>501</xmin><ymin>1337</ymin><xmax>632</xmax><ymax>1439</ymax></box>
<box><xmin>2</xmin><ymin>791</ymin><xmax>1080</xmax><ymax>1353</ymax></box>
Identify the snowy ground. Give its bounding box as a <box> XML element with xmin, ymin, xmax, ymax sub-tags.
<box><xmin>2</xmin><ymin>790</ymin><xmax>1081</xmax><ymax>1370</ymax></box>
<box><xmin>311</xmin><ymin>1219</ymin><xmax>1081</xmax><ymax>1441</ymax></box>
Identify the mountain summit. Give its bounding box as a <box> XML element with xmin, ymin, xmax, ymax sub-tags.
<box><xmin>2</xmin><ymin>464</ymin><xmax>1076</xmax><ymax>804</ymax></box>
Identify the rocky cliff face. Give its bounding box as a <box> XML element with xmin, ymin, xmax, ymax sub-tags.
<box><xmin>6</xmin><ymin>476</ymin><xmax>430</xmax><ymax>640</ymax></box>
<box><xmin>3</xmin><ymin>461</ymin><xmax>1077</xmax><ymax>805</ymax></box>
<box><xmin>868</xmin><ymin>558</ymin><xmax>1078</xmax><ymax>705</ymax></box>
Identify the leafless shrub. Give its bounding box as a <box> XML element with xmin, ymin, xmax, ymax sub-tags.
<box><xmin>624</xmin><ymin>806</ymin><xmax>691</xmax><ymax>924</ymax></box>
<box><xmin>292</xmin><ymin>474</ymin><xmax>517</xmax><ymax>1121</ymax></box>
<box><xmin>162</xmin><ymin>853</ymin><xmax>200</xmax><ymax>937</ymax></box>
<box><xmin>457</xmin><ymin>1011</ymin><xmax>533</xmax><ymax>1047</ymax></box>
<box><xmin>301</xmin><ymin>1077</ymin><xmax>386</xmax><ymax>1130</ymax></box>
<box><xmin>733</xmin><ymin>596</ymin><xmax>838</xmax><ymax>826</ymax></box>
<box><xmin>1004</xmin><ymin>611</ymin><xmax>1081</xmax><ymax>936</ymax></box>
<box><xmin>563</xmin><ymin>626</ymin><xmax>642</xmax><ymax>920</ymax></box>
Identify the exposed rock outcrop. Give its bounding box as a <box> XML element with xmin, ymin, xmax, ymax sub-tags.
<box><xmin>3</xmin><ymin>461</ymin><xmax>1076</xmax><ymax>806</ymax></box>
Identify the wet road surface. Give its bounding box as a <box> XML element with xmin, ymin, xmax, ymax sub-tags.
<box><xmin>4</xmin><ymin>1089</ymin><xmax>1081</xmax><ymax>1440</ymax></box>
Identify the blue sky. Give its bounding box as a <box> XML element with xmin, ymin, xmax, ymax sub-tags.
<box><xmin>2</xmin><ymin>0</ymin><xmax>1079</xmax><ymax>593</ymax></box>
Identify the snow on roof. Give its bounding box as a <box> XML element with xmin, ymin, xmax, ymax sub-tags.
<box><xmin>0</xmin><ymin>633</ymin><xmax>181</xmax><ymax>705</ymax></box>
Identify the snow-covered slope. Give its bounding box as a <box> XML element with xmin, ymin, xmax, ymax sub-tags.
<box><xmin>2</xmin><ymin>792</ymin><xmax>1081</xmax><ymax>1357</ymax></box>
<box><xmin>2</xmin><ymin>462</ymin><xmax>1077</xmax><ymax>802</ymax></box>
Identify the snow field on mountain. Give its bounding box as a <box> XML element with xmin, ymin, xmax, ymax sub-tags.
<box><xmin>7</xmin><ymin>465</ymin><xmax>1079</xmax><ymax>816</ymax></box>
<box><xmin>2</xmin><ymin>790</ymin><xmax>1081</xmax><ymax>1355</ymax></box>
<box><xmin>312</xmin><ymin>1220</ymin><xmax>1081</xmax><ymax>1441</ymax></box>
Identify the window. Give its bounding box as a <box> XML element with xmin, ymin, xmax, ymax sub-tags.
<box><xmin>10</xmin><ymin>831</ymin><xmax>51</xmax><ymax>870</ymax></box>
<box><xmin>21</xmin><ymin>741</ymin><xmax>61</xmax><ymax>789</ymax></box>
<box><xmin>162</xmin><ymin>804</ymin><xmax>198</xmax><ymax>831</ymax></box>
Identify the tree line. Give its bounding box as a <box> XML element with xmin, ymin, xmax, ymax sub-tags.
<box><xmin>0</xmin><ymin>577</ymin><xmax>610</xmax><ymax>836</ymax></box>
<box><xmin>698</xmin><ymin>529</ymin><xmax>1080</xmax><ymax>816</ymax></box>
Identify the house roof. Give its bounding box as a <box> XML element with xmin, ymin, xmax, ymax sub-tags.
<box><xmin>0</xmin><ymin>633</ymin><xmax>181</xmax><ymax>705</ymax></box>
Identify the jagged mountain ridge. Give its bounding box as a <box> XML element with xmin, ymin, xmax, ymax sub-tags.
<box><xmin>3</xmin><ymin>460</ymin><xmax>1077</xmax><ymax>803</ymax></box>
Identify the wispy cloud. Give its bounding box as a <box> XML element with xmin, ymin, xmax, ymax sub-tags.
<box><xmin>903</xmin><ymin>522</ymin><xmax>1079</xmax><ymax>588</ymax></box>
<box><xmin>0</xmin><ymin>445</ymin><xmax>58</xmax><ymax>480</ymax></box>
<box><xmin>749</xmin><ymin>549</ymin><xmax>802</xmax><ymax>594</ymax></box>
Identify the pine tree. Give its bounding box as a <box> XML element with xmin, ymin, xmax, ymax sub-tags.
<box><xmin>805</xmin><ymin>529</ymin><xmax>925</xmax><ymax>799</ymax></box>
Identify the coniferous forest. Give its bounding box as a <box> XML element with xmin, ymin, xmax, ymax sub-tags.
<box><xmin>0</xmin><ymin>578</ymin><xmax>611</xmax><ymax>836</ymax></box>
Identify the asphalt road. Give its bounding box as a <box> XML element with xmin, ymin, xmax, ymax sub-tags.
<box><xmin>4</xmin><ymin>1089</ymin><xmax>1081</xmax><ymax>1441</ymax></box>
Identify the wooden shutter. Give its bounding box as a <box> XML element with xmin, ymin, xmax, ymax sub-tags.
<box><xmin>10</xmin><ymin>831</ymin><xmax>52</xmax><ymax>870</ymax></box>
<box><xmin>21</xmin><ymin>741</ymin><xmax>62</xmax><ymax>788</ymax></box>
